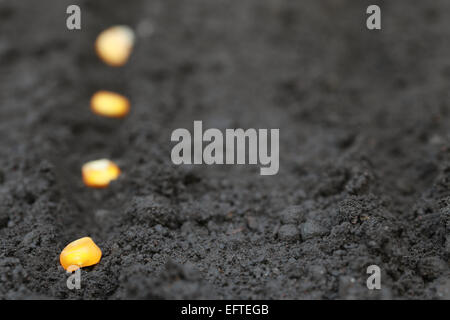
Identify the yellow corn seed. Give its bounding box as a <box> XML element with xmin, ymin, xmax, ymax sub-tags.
<box><xmin>60</xmin><ymin>237</ymin><xmax>102</xmax><ymax>272</ymax></box>
<box><xmin>82</xmin><ymin>159</ymin><xmax>121</xmax><ymax>188</ymax></box>
<box><xmin>95</xmin><ymin>25</ymin><xmax>135</xmax><ymax>67</ymax></box>
<box><xmin>91</xmin><ymin>90</ymin><xmax>130</xmax><ymax>118</ymax></box>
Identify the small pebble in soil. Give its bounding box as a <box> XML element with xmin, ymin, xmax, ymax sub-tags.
<box><xmin>300</xmin><ymin>220</ymin><xmax>328</xmax><ymax>240</ymax></box>
<box><xmin>60</xmin><ymin>237</ymin><xmax>102</xmax><ymax>272</ymax></box>
<box><xmin>95</xmin><ymin>25</ymin><xmax>135</xmax><ymax>67</ymax></box>
<box><xmin>90</xmin><ymin>90</ymin><xmax>130</xmax><ymax>118</ymax></box>
<box><xmin>279</xmin><ymin>205</ymin><xmax>306</xmax><ymax>224</ymax></box>
<box><xmin>82</xmin><ymin>159</ymin><xmax>121</xmax><ymax>188</ymax></box>
<box><xmin>277</xmin><ymin>224</ymin><xmax>299</xmax><ymax>242</ymax></box>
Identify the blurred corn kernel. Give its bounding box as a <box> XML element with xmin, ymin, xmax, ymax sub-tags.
<box><xmin>82</xmin><ymin>159</ymin><xmax>121</xmax><ymax>188</ymax></box>
<box><xmin>95</xmin><ymin>25</ymin><xmax>135</xmax><ymax>67</ymax></box>
<box><xmin>91</xmin><ymin>90</ymin><xmax>130</xmax><ymax>118</ymax></box>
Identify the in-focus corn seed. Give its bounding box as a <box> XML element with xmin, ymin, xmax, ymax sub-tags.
<box><xmin>91</xmin><ymin>90</ymin><xmax>130</xmax><ymax>118</ymax></box>
<box><xmin>95</xmin><ymin>25</ymin><xmax>135</xmax><ymax>67</ymax></box>
<box><xmin>60</xmin><ymin>237</ymin><xmax>102</xmax><ymax>272</ymax></box>
<box><xmin>82</xmin><ymin>159</ymin><xmax>121</xmax><ymax>188</ymax></box>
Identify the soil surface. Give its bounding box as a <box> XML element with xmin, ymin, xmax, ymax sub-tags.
<box><xmin>1</xmin><ymin>0</ymin><xmax>449</xmax><ymax>299</ymax></box>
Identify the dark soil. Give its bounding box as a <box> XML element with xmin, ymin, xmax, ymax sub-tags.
<box><xmin>1</xmin><ymin>0</ymin><xmax>449</xmax><ymax>299</ymax></box>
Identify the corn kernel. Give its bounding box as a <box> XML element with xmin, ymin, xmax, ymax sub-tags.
<box><xmin>60</xmin><ymin>237</ymin><xmax>102</xmax><ymax>272</ymax></box>
<box><xmin>91</xmin><ymin>90</ymin><xmax>130</xmax><ymax>118</ymax></box>
<box><xmin>95</xmin><ymin>25</ymin><xmax>135</xmax><ymax>67</ymax></box>
<box><xmin>82</xmin><ymin>159</ymin><xmax>121</xmax><ymax>188</ymax></box>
